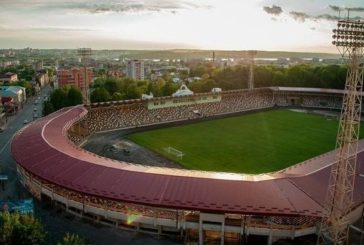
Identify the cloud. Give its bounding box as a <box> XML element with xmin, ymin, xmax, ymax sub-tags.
<box><xmin>289</xmin><ymin>10</ymin><xmax>361</xmax><ymax>23</ymax></box>
<box><xmin>329</xmin><ymin>5</ymin><xmax>343</xmax><ymax>12</ymax></box>
<box><xmin>1</xmin><ymin>0</ymin><xmax>211</xmax><ymax>15</ymax></box>
<box><xmin>289</xmin><ymin>11</ymin><xmax>310</xmax><ymax>22</ymax></box>
<box><xmin>287</xmin><ymin>4</ymin><xmax>364</xmax><ymax>23</ymax></box>
<box><xmin>0</xmin><ymin>25</ymin><xmax>94</xmax><ymax>32</ymax></box>
<box><xmin>316</xmin><ymin>14</ymin><xmax>338</xmax><ymax>21</ymax></box>
<box><xmin>263</xmin><ymin>5</ymin><xmax>282</xmax><ymax>16</ymax></box>
<box><xmin>329</xmin><ymin>5</ymin><xmax>364</xmax><ymax>13</ymax></box>
<box><xmin>81</xmin><ymin>1</ymin><xmax>212</xmax><ymax>14</ymax></box>
<box><xmin>346</xmin><ymin>7</ymin><xmax>364</xmax><ymax>12</ymax></box>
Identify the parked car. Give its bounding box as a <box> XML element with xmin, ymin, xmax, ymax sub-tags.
<box><xmin>23</xmin><ymin>119</ymin><xmax>28</xmax><ymax>124</ymax></box>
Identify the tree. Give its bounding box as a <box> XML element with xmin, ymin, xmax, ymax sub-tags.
<box><xmin>92</xmin><ymin>78</ymin><xmax>105</xmax><ymax>88</ymax></box>
<box><xmin>67</xmin><ymin>87</ymin><xmax>83</xmax><ymax>106</ymax></box>
<box><xmin>50</xmin><ymin>88</ymin><xmax>68</xmax><ymax>110</ymax></box>
<box><xmin>125</xmin><ymin>84</ymin><xmax>141</xmax><ymax>99</ymax></box>
<box><xmin>153</xmin><ymin>78</ymin><xmax>166</xmax><ymax>97</ymax></box>
<box><xmin>90</xmin><ymin>87</ymin><xmax>111</xmax><ymax>103</ymax></box>
<box><xmin>0</xmin><ymin>211</ymin><xmax>14</xmax><ymax>244</ymax></box>
<box><xmin>272</xmin><ymin>70</ymin><xmax>286</xmax><ymax>86</ymax></box>
<box><xmin>162</xmin><ymin>81</ymin><xmax>178</xmax><ymax>96</ymax></box>
<box><xmin>95</xmin><ymin>68</ymin><xmax>106</xmax><ymax>78</ymax></box>
<box><xmin>42</xmin><ymin>101</ymin><xmax>55</xmax><ymax>116</ymax></box>
<box><xmin>104</xmin><ymin>78</ymin><xmax>121</xmax><ymax>95</ymax></box>
<box><xmin>146</xmin><ymin>81</ymin><xmax>154</xmax><ymax>94</ymax></box>
<box><xmin>11</xmin><ymin>215</ymin><xmax>45</xmax><ymax>245</ymax></box>
<box><xmin>18</xmin><ymin>66</ymin><xmax>35</xmax><ymax>81</ymax></box>
<box><xmin>254</xmin><ymin>66</ymin><xmax>273</xmax><ymax>88</ymax></box>
<box><xmin>57</xmin><ymin>233</ymin><xmax>87</xmax><ymax>245</ymax></box>
<box><xmin>111</xmin><ymin>92</ymin><xmax>123</xmax><ymax>101</ymax></box>
<box><xmin>0</xmin><ymin>212</ymin><xmax>45</xmax><ymax>245</ymax></box>
<box><xmin>16</xmin><ymin>80</ymin><xmax>34</xmax><ymax>97</ymax></box>
<box><xmin>47</xmin><ymin>68</ymin><xmax>55</xmax><ymax>78</ymax></box>
<box><xmin>212</xmin><ymin>66</ymin><xmax>249</xmax><ymax>90</ymax></box>
<box><xmin>136</xmin><ymin>80</ymin><xmax>149</xmax><ymax>95</ymax></box>
<box><xmin>120</xmin><ymin>77</ymin><xmax>135</xmax><ymax>93</ymax></box>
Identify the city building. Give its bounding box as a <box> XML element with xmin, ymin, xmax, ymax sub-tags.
<box><xmin>57</xmin><ymin>68</ymin><xmax>94</xmax><ymax>90</ymax></box>
<box><xmin>0</xmin><ymin>86</ymin><xmax>26</xmax><ymax>104</ymax></box>
<box><xmin>0</xmin><ymin>72</ymin><xmax>18</xmax><ymax>84</ymax></box>
<box><xmin>0</xmin><ymin>60</ymin><xmax>20</xmax><ymax>68</ymax></box>
<box><xmin>33</xmin><ymin>61</ymin><xmax>43</xmax><ymax>71</ymax></box>
<box><xmin>34</xmin><ymin>69</ymin><xmax>49</xmax><ymax>87</ymax></box>
<box><xmin>126</xmin><ymin>60</ymin><xmax>144</xmax><ymax>81</ymax></box>
<box><xmin>106</xmin><ymin>69</ymin><xmax>123</xmax><ymax>78</ymax></box>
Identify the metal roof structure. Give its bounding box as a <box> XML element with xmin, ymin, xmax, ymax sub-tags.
<box><xmin>270</xmin><ymin>86</ymin><xmax>364</xmax><ymax>95</ymax></box>
<box><xmin>11</xmin><ymin>106</ymin><xmax>364</xmax><ymax>217</ymax></box>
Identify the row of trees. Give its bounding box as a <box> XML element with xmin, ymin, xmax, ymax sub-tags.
<box><xmin>0</xmin><ymin>212</ymin><xmax>89</xmax><ymax>245</ymax></box>
<box><xmin>189</xmin><ymin>64</ymin><xmax>347</xmax><ymax>93</ymax></box>
<box><xmin>0</xmin><ymin>212</ymin><xmax>45</xmax><ymax>245</ymax></box>
<box><xmin>43</xmin><ymin>86</ymin><xmax>83</xmax><ymax>116</ymax></box>
<box><xmin>90</xmin><ymin>64</ymin><xmax>347</xmax><ymax>103</ymax></box>
<box><xmin>90</xmin><ymin>77</ymin><xmax>179</xmax><ymax>103</ymax></box>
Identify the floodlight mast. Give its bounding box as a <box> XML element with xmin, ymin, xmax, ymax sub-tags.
<box><xmin>247</xmin><ymin>50</ymin><xmax>257</xmax><ymax>90</ymax></box>
<box><xmin>77</xmin><ymin>48</ymin><xmax>92</xmax><ymax>105</ymax></box>
<box><xmin>317</xmin><ymin>17</ymin><xmax>364</xmax><ymax>245</ymax></box>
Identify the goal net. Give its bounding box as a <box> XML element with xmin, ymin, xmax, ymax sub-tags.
<box><xmin>165</xmin><ymin>146</ymin><xmax>184</xmax><ymax>160</ymax></box>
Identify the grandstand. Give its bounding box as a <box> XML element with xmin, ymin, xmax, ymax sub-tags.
<box><xmin>12</xmin><ymin>87</ymin><xmax>364</xmax><ymax>245</ymax></box>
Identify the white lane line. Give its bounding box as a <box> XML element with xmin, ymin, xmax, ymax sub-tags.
<box><xmin>0</xmin><ymin>138</ymin><xmax>12</xmax><ymax>154</ymax></box>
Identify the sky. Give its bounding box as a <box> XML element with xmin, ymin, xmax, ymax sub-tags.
<box><xmin>0</xmin><ymin>0</ymin><xmax>363</xmax><ymax>52</ymax></box>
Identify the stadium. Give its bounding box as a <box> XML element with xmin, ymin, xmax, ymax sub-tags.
<box><xmin>11</xmin><ymin>87</ymin><xmax>364</xmax><ymax>244</ymax></box>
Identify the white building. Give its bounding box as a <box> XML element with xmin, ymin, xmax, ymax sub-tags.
<box><xmin>0</xmin><ymin>86</ymin><xmax>26</xmax><ymax>104</ymax></box>
<box><xmin>126</xmin><ymin>60</ymin><xmax>144</xmax><ymax>81</ymax></box>
<box><xmin>172</xmin><ymin>84</ymin><xmax>194</xmax><ymax>97</ymax></box>
<box><xmin>141</xmin><ymin>93</ymin><xmax>154</xmax><ymax>100</ymax></box>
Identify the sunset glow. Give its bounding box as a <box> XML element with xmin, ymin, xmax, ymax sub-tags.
<box><xmin>0</xmin><ymin>0</ymin><xmax>363</xmax><ymax>51</ymax></box>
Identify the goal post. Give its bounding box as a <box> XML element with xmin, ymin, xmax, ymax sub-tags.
<box><xmin>165</xmin><ymin>146</ymin><xmax>184</xmax><ymax>160</ymax></box>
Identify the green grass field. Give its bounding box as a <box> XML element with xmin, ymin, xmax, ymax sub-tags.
<box><xmin>127</xmin><ymin>110</ymin><xmax>364</xmax><ymax>174</ymax></box>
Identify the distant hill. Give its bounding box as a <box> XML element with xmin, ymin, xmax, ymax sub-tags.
<box><xmin>93</xmin><ymin>49</ymin><xmax>340</xmax><ymax>60</ymax></box>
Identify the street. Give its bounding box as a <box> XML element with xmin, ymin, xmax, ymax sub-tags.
<box><xmin>0</xmin><ymin>85</ymin><xmax>53</xmax><ymax>200</ymax></box>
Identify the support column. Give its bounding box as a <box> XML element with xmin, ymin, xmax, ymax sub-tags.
<box><xmin>199</xmin><ymin>219</ymin><xmax>203</xmax><ymax>245</ymax></box>
<box><xmin>267</xmin><ymin>231</ymin><xmax>273</xmax><ymax>245</ymax></box>
<box><xmin>136</xmin><ymin>223</ymin><xmax>140</xmax><ymax>232</ymax></box>
<box><xmin>221</xmin><ymin>221</ymin><xmax>225</xmax><ymax>245</ymax></box>
<box><xmin>158</xmin><ymin>225</ymin><xmax>162</xmax><ymax>239</ymax></box>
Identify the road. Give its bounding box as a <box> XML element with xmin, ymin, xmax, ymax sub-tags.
<box><xmin>0</xmin><ymin>86</ymin><xmax>52</xmax><ymax>200</ymax></box>
<box><xmin>0</xmin><ymin>86</ymin><xmax>181</xmax><ymax>245</ymax></box>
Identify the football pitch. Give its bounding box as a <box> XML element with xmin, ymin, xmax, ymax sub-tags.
<box><xmin>127</xmin><ymin>109</ymin><xmax>364</xmax><ymax>174</ymax></box>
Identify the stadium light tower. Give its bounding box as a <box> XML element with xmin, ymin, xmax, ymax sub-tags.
<box><xmin>77</xmin><ymin>48</ymin><xmax>92</xmax><ymax>105</ymax></box>
<box><xmin>317</xmin><ymin>17</ymin><xmax>364</xmax><ymax>245</ymax></box>
<box><xmin>247</xmin><ymin>50</ymin><xmax>257</xmax><ymax>90</ymax></box>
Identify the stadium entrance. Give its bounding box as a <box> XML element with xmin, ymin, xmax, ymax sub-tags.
<box><xmin>287</xmin><ymin>96</ymin><xmax>301</xmax><ymax>106</ymax></box>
